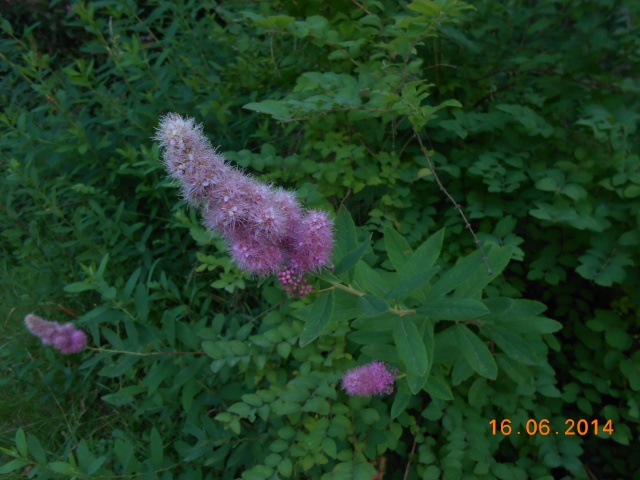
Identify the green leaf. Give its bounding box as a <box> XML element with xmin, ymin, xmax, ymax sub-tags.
<box><xmin>357</xmin><ymin>295</ymin><xmax>390</xmax><ymax>316</ymax></box>
<box><xmin>384</xmin><ymin>226</ymin><xmax>413</xmax><ymax>271</ymax></box>
<box><xmin>101</xmin><ymin>386</ymin><xmax>146</xmax><ymax>406</ymax></box>
<box><xmin>417</xmin><ymin>298</ymin><xmax>489</xmax><ymax>320</ymax></box>
<box><xmin>333</xmin><ymin>209</ymin><xmax>357</xmax><ymax>272</ymax></box>
<box><xmin>0</xmin><ymin>458</ymin><xmax>30</xmax><ymax>474</ymax></box>
<box><xmin>299</xmin><ymin>291</ymin><xmax>335</xmax><ymax>347</ymax></box>
<box><xmin>455</xmin><ymin>324</ymin><xmax>497</xmax><ymax>380</ymax></box>
<box><xmin>149</xmin><ymin>427</ymin><xmax>163</xmax><ymax>467</ymax></box>
<box><xmin>243</xmin><ymin>100</ymin><xmax>291</xmax><ymax>119</ymax></box>
<box><xmin>353</xmin><ymin>261</ymin><xmax>388</xmax><ymax>297</ymax></box>
<box><xmin>15</xmin><ymin>428</ymin><xmax>27</xmax><ymax>458</ymax></box>
<box><xmin>96</xmin><ymin>253</ymin><xmax>110</xmax><ymax>277</ymax></box>
<box><xmin>534</xmin><ymin>178</ymin><xmax>557</xmax><ymax>192</ymax></box>
<box><xmin>487</xmin><ymin>328</ymin><xmax>537</xmax><ymax>365</ymax></box>
<box><xmin>333</xmin><ymin>234</ymin><xmax>371</xmax><ymax>276</ymax></box>
<box><xmin>454</xmin><ymin>245</ymin><xmax>513</xmax><ymax>297</ymax></box>
<box><xmin>279</xmin><ymin>458</ymin><xmax>293</xmax><ymax>477</ymax></box>
<box><xmin>487</xmin><ymin>299</ymin><xmax>560</xmax><ymax>334</ymax></box>
<box><xmin>403</xmin><ymin>229</ymin><xmax>444</xmax><ymax>277</ymax></box>
<box><xmin>386</xmin><ymin>266</ymin><xmax>439</xmax><ymax>300</ymax></box>
<box><xmin>406</xmin><ymin>369</ymin><xmax>429</xmax><ymax>395</ymax></box>
<box><xmin>228</xmin><ymin>402</ymin><xmax>253</xmax><ymax>416</ymax></box>
<box><xmin>496</xmin><ymin>104</ymin><xmax>554</xmax><ymax>137</ymax></box>
<box><xmin>496</xmin><ymin>354</ymin><xmax>533</xmax><ymax>387</ymax></box>
<box><xmin>26</xmin><ymin>434</ymin><xmax>47</xmax><ymax>464</ymax></box>
<box><xmin>424</xmin><ymin>375</ymin><xmax>454</xmax><ymax>400</ymax></box>
<box><xmin>134</xmin><ymin>283</ymin><xmax>149</xmax><ymax>322</ymax></box>
<box><xmin>390</xmin><ymin>388</ymin><xmax>412</xmax><ymax>419</ymax></box>
<box><xmin>623</xmin><ymin>184</ymin><xmax>640</xmax><ymax>198</ymax></box>
<box><xmin>64</xmin><ymin>281</ymin><xmax>96</xmax><ymax>293</ymax></box>
<box><xmin>428</xmin><ymin>244</ymin><xmax>512</xmax><ymax>299</ymax></box>
<box><xmin>393</xmin><ymin>317</ymin><xmax>428</xmax><ymax>375</ymax></box>
<box><xmin>408</xmin><ymin>0</ymin><xmax>443</xmax><ymax>16</ymax></box>
<box><xmin>1</xmin><ymin>18</ymin><xmax>14</xmax><ymax>35</ymax></box>
<box><xmin>98</xmin><ymin>355</ymin><xmax>142</xmax><ymax>378</ymax></box>
<box><xmin>49</xmin><ymin>462</ymin><xmax>77</xmax><ymax>475</ymax></box>
<box><xmin>122</xmin><ymin>267</ymin><xmax>141</xmax><ymax>304</ymax></box>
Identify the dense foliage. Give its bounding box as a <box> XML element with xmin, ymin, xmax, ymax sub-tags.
<box><xmin>1</xmin><ymin>0</ymin><xmax>638</xmax><ymax>479</ymax></box>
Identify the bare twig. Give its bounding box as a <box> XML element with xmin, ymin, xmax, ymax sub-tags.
<box><xmin>414</xmin><ymin>132</ymin><xmax>492</xmax><ymax>275</ymax></box>
<box><xmin>269</xmin><ymin>32</ymin><xmax>280</xmax><ymax>77</ymax></box>
<box><xmin>403</xmin><ymin>437</ymin><xmax>417</xmax><ymax>480</ymax></box>
<box><xmin>351</xmin><ymin>0</ymin><xmax>373</xmax><ymax>16</ymax></box>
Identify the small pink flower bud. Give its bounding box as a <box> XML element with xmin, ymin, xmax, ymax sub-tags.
<box><xmin>277</xmin><ymin>268</ymin><xmax>313</xmax><ymax>298</ymax></box>
<box><xmin>24</xmin><ymin>314</ymin><xmax>87</xmax><ymax>354</ymax></box>
<box><xmin>342</xmin><ymin>361</ymin><xmax>398</xmax><ymax>397</ymax></box>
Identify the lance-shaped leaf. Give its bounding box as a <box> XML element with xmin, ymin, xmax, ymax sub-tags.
<box><xmin>417</xmin><ymin>297</ymin><xmax>489</xmax><ymax>320</ymax></box>
<box><xmin>424</xmin><ymin>375</ymin><xmax>454</xmax><ymax>401</ymax></box>
<box><xmin>455</xmin><ymin>324</ymin><xmax>497</xmax><ymax>380</ymax></box>
<box><xmin>390</xmin><ymin>387</ymin><xmax>412</xmax><ymax>419</ymax></box>
<box><xmin>487</xmin><ymin>327</ymin><xmax>538</xmax><ymax>365</ymax></box>
<box><xmin>385</xmin><ymin>266</ymin><xmax>439</xmax><ymax>300</ymax></box>
<box><xmin>402</xmin><ymin>228</ymin><xmax>444</xmax><ymax>277</ymax></box>
<box><xmin>357</xmin><ymin>295</ymin><xmax>390</xmax><ymax>316</ymax></box>
<box><xmin>298</xmin><ymin>291</ymin><xmax>335</xmax><ymax>347</ymax></box>
<box><xmin>428</xmin><ymin>244</ymin><xmax>512</xmax><ymax>299</ymax></box>
<box><xmin>393</xmin><ymin>317</ymin><xmax>428</xmax><ymax>376</ymax></box>
<box><xmin>384</xmin><ymin>226</ymin><xmax>413</xmax><ymax>272</ymax></box>
<box><xmin>406</xmin><ymin>369</ymin><xmax>429</xmax><ymax>395</ymax></box>
<box><xmin>333</xmin><ymin>208</ymin><xmax>357</xmax><ymax>265</ymax></box>
<box><xmin>333</xmin><ymin>234</ymin><xmax>371</xmax><ymax>276</ymax></box>
<box><xmin>243</xmin><ymin>100</ymin><xmax>292</xmax><ymax>120</ymax></box>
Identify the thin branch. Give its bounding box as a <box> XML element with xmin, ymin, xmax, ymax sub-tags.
<box><xmin>351</xmin><ymin>0</ymin><xmax>374</xmax><ymax>16</ymax></box>
<box><xmin>403</xmin><ymin>437</ymin><xmax>417</xmax><ymax>480</ymax></box>
<box><xmin>414</xmin><ymin>132</ymin><xmax>492</xmax><ymax>275</ymax></box>
<box><xmin>269</xmin><ymin>32</ymin><xmax>280</xmax><ymax>77</ymax></box>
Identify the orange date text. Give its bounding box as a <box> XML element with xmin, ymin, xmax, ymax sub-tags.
<box><xmin>489</xmin><ymin>419</ymin><xmax>614</xmax><ymax>436</ymax></box>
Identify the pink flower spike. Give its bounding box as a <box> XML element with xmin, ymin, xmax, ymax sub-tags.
<box><xmin>249</xmin><ymin>202</ymin><xmax>287</xmax><ymax>241</ymax></box>
<box><xmin>155</xmin><ymin>113</ymin><xmax>335</xmax><ymax>281</ymax></box>
<box><xmin>229</xmin><ymin>236</ymin><xmax>284</xmax><ymax>276</ymax></box>
<box><xmin>342</xmin><ymin>361</ymin><xmax>398</xmax><ymax>397</ymax></box>
<box><xmin>290</xmin><ymin>209</ymin><xmax>334</xmax><ymax>272</ymax></box>
<box><xmin>272</xmin><ymin>187</ymin><xmax>303</xmax><ymax>234</ymax></box>
<box><xmin>154</xmin><ymin>113</ymin><xmax>227</xmax><ymax>204</ymax></box>
<box><xmin>24</xmin><ymin>314</ymin><xmax>87</xmax><ymax>354</ymax></box>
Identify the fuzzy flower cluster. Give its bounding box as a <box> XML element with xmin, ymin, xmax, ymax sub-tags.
<box><xmin>24</xmin><ymin>314</ymin><xmax>87</xmax><ymax>354</ymax></box>
<box><xmin>342</xmin><ymin>361</ymin><xmax>398</xmax><ymax>397</ymax></box>
<box><xmin>155</xmin><ymin>113</ymin><xmax>333</xmax><ymax>295</ymax></box>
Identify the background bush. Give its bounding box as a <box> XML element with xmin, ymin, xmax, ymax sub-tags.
<box><xmin>1</xmin><ymin>0</ymin><xmax>639</xmax><ymax>479</ymax></box>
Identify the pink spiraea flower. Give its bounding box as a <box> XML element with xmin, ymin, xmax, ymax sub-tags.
<box><xmin>155</xmin><ymin>113</ymin><xmax>334</xmax><ymax>293</ymax></box>
<box><xmin>290</xmin><ymin>210</ymin><xmax>334</xmax><ymax>273</ymax></box>
<box><xmin>24</xmin><ymin>314</ymin><xmax>87</xmax><ymax>354</ymax></box>
<box><xmin>229</xmin><ymin>236</ymin><xmax>285</xmax><ymax>276</ymax></box>
<box><xmin>342</xmin><ymin>361</ymin><xmax>398</xmax><ymax>397</ymax></box>
<box><xmin>154</xmin><ymin>113</ymin><xmax>226</xmax><ymax>204</ymax></box>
